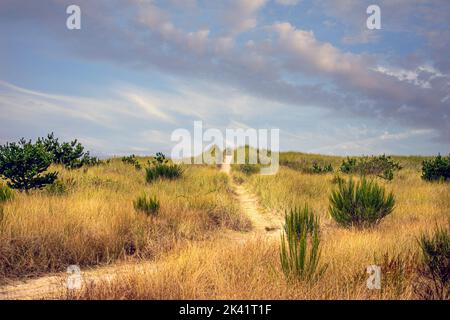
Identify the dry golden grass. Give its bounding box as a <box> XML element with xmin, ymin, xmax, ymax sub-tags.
<box><xmin>0</xmin><ymin>159</ymin><xmax>249</xmax><ymax>280</ymax></box>
<box><xmin>1</xmin><ymin>152</ymin><xmax>448</xmax><ymax>300</ymax></box>
<box><xmin>66</xmin><ymin>236</ymin><xmax>418</xmax><ymax>300</ymax></box>
<box><xmin>63</xmin><ymin>154</ymin><xmax>448</xmax><ymax>300</ymax></box>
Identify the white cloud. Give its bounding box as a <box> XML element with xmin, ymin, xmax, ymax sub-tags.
<box><xmin>223</xmin><ymin>0</ymin><xmax>268</xmax><ymax>34</ymax></box>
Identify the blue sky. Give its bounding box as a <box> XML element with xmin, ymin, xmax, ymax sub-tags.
<box><xmin>1</xmin><ymin>0</ymin><xmax>449</xmax><ymax>156</ymax></box>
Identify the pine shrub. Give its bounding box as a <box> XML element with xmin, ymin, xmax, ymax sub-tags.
<box><xmin>340</xmin><ymin>155</ymin><xmax>401</xmax><ymax>180</ymax></box>
<box><xmin>329</xmin><ymin>177</ymin><xmax>395</xmax><ymax>228</ymax></box>
<box><xmin>38</xmin><ymin>133</ymin><xmax>98</xmax><ymax>169</ymax></box>
<box><xmin>121</xmin><ymin>154</ymin><xmax>142</xmax><ymax>170</ymax></box>
<box><xmin>421</xmin><ymin>154</ymin><xmax>450</xmax><ymax>181</ymax></box>
<box><xmin>145</xmin><ymin>153</ymin><xmax>183</xmax><ymax>183</ymax></box>
<box><xmin>0</xmin><ymin>139</ymin><xmax>58</xmax><ymax>190</ymax></box>
<box><xmin>311</xmin><ymin>162</ymin><xmax>333</xmax><ymax>174</ymax></box>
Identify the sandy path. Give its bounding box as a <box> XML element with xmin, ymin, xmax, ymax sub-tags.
<box><xmin>0</xmin><ymin>157</ymin><xmax>282</xmax><ymax>300</ymax></box>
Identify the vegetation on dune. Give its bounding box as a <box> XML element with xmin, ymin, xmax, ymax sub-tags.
<box><xmin>1</xmin><ymin>146</ymin><xmax>449</xmax><ymax>300</ymax></box>
<box><xmin>38</xmin><ymin>133</ymin><xmax>99</xmax><ymax>169</ymax></box>
<box><xmin>421</xmin><ymin>154</ymin><xmax>450</xmax><ymax>182</ymax></box>
<box><xmin>329</xmin><ymin>177</ymin><xmax>395</xmax><ymax>228</ymax></box>
<box><xmin>280</xmin><ymin>206</ymin><xmax>326</xmax><ymax>282</ymax></box>
<box><xmin>311</xmin><ymin>162</ymin><xmax>333</xmax><ymax>174</ymax></box>
<box><xmin>415</xmin><ymin>226</ymin><xmax>449</xmax><ymax>300</ymax></box>
<box><xmin>0</xmin><ymin>157</ymin><xmax>248</xmax><ymax>279</ymax></box>
<box><xmin>134</xmin><ymin>193</ymin><xmax>160</xmax><ymax>216</ymax></box>
<box><xmin>0</xmin><ymin>138</ymin><xmax>58</xmax><ymax>190</ymax></box>
<box><xmin>340</xmin><ymin>154</ymin><xmax>402</xmax><ymax>181</ymax></box>
<box><xmin>121</xmin><ymin>154</ymin><xmax>142</xmax><ymax>170</ymax></box>
<box><xmin>145</xmin><ymin>152</ymin><xmax>183</xmax><ymax>183</ymax></box>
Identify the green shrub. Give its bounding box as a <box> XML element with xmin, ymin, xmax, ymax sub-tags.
<box><xmin>311</xmin><ymin>162</ymin><xmax>333</xmax><ymax>174</ymax></box>
<box><xmin>421</xmin><ymin>154</ymin><xmax>450</xmax><ymax>181</ymax></box>
<box><xmin>145</xmin><ymin>153</ymin><xmax>183</xmax><ymax>183</ymax></box>
<box><xmin>0</xmin><ymin>184</ymin><xmax>13</xmax><ymax>202</ymax></box>
<box><xmin>121</xmin><ymin>154</ymin><xmax>142</xmax><ymax>170</ymax></box>
<box><xmin>340</xmin><ymin>157</ymin><xmax>357</xmax><ymax>173</ymax></box>
<box><xmin>416</xmin><ymin>226</ymin><xmax>449</xmax><ymax>300</ymax></box>
<box><xmin>38</xmin><ymin>133</ymin><xmax>98</xmax><ymax>169</ymax></box>
<box><xmin>280</xmin><ymin>206</ymin><xmax>326</xmax><ymax>282</ymax></box>
<box><xmin>329</xmin><ymin>177</ymin><xmax>395</xmax><ymax>228</ymax></box>
<box><xmin>145</xmin><ymin>164</ymin><xmax>183</xmax><ymax>182</ymax></box>
<box><xmin>0</xmin><ymin>139</ymin><xmax>58</xmax><ymax>190</ymax></box>
<box><xmin>340</xmin><ymin>155</ymin><xmax>401</xmax><ymax>180</ymax></box>
<box><xmin>133</xmin><ymin>194</ymin><xmax>160</xmax><ymax>216</ymax></box>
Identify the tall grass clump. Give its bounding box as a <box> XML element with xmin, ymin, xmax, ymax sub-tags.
<box><xmin>421</xmin><ymin>154</ymin><xmax>450</xmax><ymax>182</ymax></box>
<box><xmin>329</xmin><ymin>177</ymin><xmax>395</xmax><ymax>228</ymax></box>
<box><xmin>415</xmin><ymin>226</ymin><xmax>449</xmax><ymax>300</ymax></box>
<box><xmin>280</xmin><ymin>206</ymin><xmax>325</xmax><ymax>282</ymax></box>
<box><xmin>0</xmin><ymin>184</ymin><xmax>13</xmax><ymax>202</ymax></box>
<box><xmin>134</xmin><ymin>194</ymin><xmax>160</xmax><ymax>216</ymax></box>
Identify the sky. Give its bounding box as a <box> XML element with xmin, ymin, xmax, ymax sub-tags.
<box><xmin>0</xmin><ymin>0</ymin><xmax>449</xmax><ymax>157</ymax></box>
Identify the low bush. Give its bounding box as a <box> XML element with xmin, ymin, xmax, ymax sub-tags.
<box><xmin>280</xmin><ymin>205</ymin><xmax>326</xmax><ymax>282</ymax></box>
<box><xmin>340</xmin><ymin>155</ymin><xmax>401</xmax><ymax>180</ymax></box>
<box><xmin>421</xmin><ymin>154</ymin><xmax>450</xmax><ymax>181</ymax></box>
<box><xmin>121</xmin><ymin>154</ymin><xmax>142</xmax><ymax>170</ymax></box>
<box><xmin>311</xmin><ymin>162</ymin><xmax>333</xmax><ymax>174</ymax></box>
<box><xmin>145</xmin><ymin>153</ymin><xmax>183</xmax><ymax>183</ymax></box>
<box><xmin>38</xmin><ymin>133</ymin><xmax>98</xmax><ymax>169</ymax></box>
<box><xmin>415</xmin><ymin>226</ymin><xmax>449</xmax><ymax>300</ymax></box>
<box><xmin>133</xmin><ymin>194</ymin><xmax>160</xmax><ymax>216</ymax></box>
<box><xmin>329</xmin><ymin>177</ymin><xmax>395</xmax><ymax>228</ymax></box>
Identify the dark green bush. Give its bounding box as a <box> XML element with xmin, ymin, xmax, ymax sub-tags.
<box><xmin>280</xmin><ymin>206</ymin><xmax>326</xmax><ymax>281</ymax></box>
<box><xmin>311</xmin><ymin>162</ymin><xmax>333</xmax><ymax>174</ymax></box>
<box><xmin>0</xmin><ymin>139</ymin><xmax>58</xmax><ymax>190</ymax></box>
<box><xmin>416</xmin><ymin>226</ymin><xmax>449</xmax><ymax>300</ymax></box>
<box><xmin>340</xmin><ymin>157</ymin><xmax>357</xmax><ymax>173</ymax></box>
<box><xmin>421</xmin><ymin>154</ymin><xmax>450</xmax><ymax>181</ymax></box>
<box><xmin>121</xmin><ymin>154</ymin><xmax>142</xmax><ymax>170</ymax></box>
<box><xmin>0</xmin><ymin>184</ymin><xmax>13</xmax><ymax>202</ymax></box>
<box><xmin>145</xmin><ymin>153</ymin><xmax>183</xmax><ymax>183</ymax></box>
<box><xmin>340</xmin><ymin>155</ymin><xmax>401</xmax><ymax>180</ymax></box>
<box><xmin>329</xmin><ymin>177</ymin><xmax>395</xmax><ymax>228</ymax></box>
<box><xmin>38</xmin><ymin>133</ymin><xmax>98</xmax><ymax>169</ymax></box>
<box><xmin>134</xmin><ymin>194</ymin><xmax>160</xmax><ymax>216</ymax></box>
<box><xmin>145</xmin><ymin>164</ymin><xmax>183</xmax><ymax>182</ymax></box>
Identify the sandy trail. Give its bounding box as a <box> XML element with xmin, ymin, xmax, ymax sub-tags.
<box><xmin>0</xmin><ymin>157</ymin><xmax>282</xmax><ymax>300</ymax></box>
<box><xmin>222</xmin><ymin>155</ymin><xmax>282</xmax><ymax>240</ymax></box>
